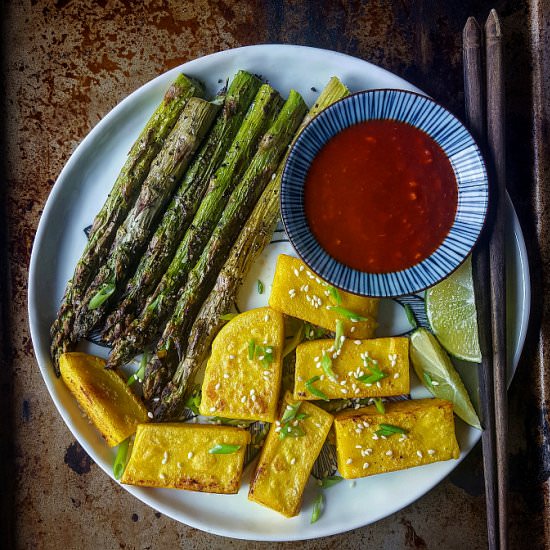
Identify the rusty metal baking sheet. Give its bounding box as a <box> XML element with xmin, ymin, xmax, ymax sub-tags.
<box><xmin>2</xmin><ymin>0</ymin><xmax>549</xmax><ymax>548</ymax></box>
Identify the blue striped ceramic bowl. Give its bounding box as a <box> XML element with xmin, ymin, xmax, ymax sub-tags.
<box><xmin>281</xmin><ymin>89</ymin><xmax>488</xmax><ymax>297</ymax></box>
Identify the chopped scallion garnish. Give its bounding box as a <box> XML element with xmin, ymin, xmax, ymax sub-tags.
<box><xmin>328</xmin><ymin>285</ymin><xmax>342</xmax><ymax>306</ymax></box>
<box><xmin>305</xmin><ymin>376</ymin><xmax>330</xmax><ymax>401</ymax></box>
<box><xmin>220</xmin><ymin>313</ymin><xmax>238</xmax><ymax>321</ymax></box>
<box><xmin>257</xmin><ymin>279</ymin><xmax>264</xmax><ymax>294</ymax></box>
<box><xmin>320</xmin><ymin>475</ymin><xmax>344</xmax><ymax>488</ymax></box>
<box><xmin>375</xmin><ymin>423</ymin><xmax>408</xmax><ymax>437</ymax></box>
<box><xmin>209</xmin><ymin>443</ymin><xmax>241</xmax><ymax>454</ymax></box>
<box><xmin>404</xmin><ymin>303</ymin><xmax>418</xmax><ymax>329</ymax></box>
<box><xmin>127</xmin><ymin>352</ymin><xmax>149</xmax><ymax>386</ymax></box>
<box><xmin>311</xmin><ymin>493</ymin><xmax>324</xmax><ymax>523</ymax></box>
<box><xmin>281</xmin><ymin>401</ymin><xmax>302</xmax><ymax>425</ymax></box>
<box><xmin>373</xmin><ymin>398</ymin><xmax>385</xmax><ymax>414</ymax></box>
<box><xmin>321</xmin><ymin>353</ymin><xmax>337</xmax><ymax>380</ymax></box>
<box><xmin>334</xmin><ymin>319</ymin><xmax>344</xmax><ymax>351</ymax></box>
<box><xmin>89</xmin><ymin>282</ymin><xmax>116</xmax><ymax>310</ymax></box>
<box><xmin>248</xmin><ymin>339</ymin><xmax>256</xmax><ymax>360</ymax></box>
<box><xmin>113</xmin><ymin>437</ymin><xmax>130</xmax><ymax>480</ymax></box>
<box><xmin>327</xmin><ymin>305</ymin><xmax>368</xmax><ymax>321</ymax></box>
<box><xmin>357</xmin><ymin>357</ymin><xmax>387</xmax><ymax>385</ymax></box>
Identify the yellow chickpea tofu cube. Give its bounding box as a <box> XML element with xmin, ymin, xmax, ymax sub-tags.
<box><xmin>268</xmin><ymin>254</ymin><xmax>379</xmax><ymax>338</ymax></box>
<box><xmin>59</xmin><ymin>352</ymin><xmax>149</xmax><ymax>447</ymax></box>
<box><xmin>121</xmin><ymin>423</ymin><xmax>250</xmax><ymax>493</ymax></box>
<box><xmin>199</xmin><ymin>307</ymin><xmax>284</xmax><ymax>423</ymax></box>
<box><xmin>248</xmin><ymin>392</ymin><xmax>333</xmax><ymax>517</ymax></box>
<box><xmin>334</xmin><ymin>398</ymin><xmax>460</xmax><ymax>479</ymax></box>
<box><xmin>294</xmin><ymin>337</ymin><xmax>410</xmax><ymax>400</ymax></box>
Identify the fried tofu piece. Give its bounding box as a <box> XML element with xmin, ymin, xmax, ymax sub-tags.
<box><xmin>334</xmin><ymin>398</ymin><xmax>460</xmax><ymax>479</ymax></box>
<box><xmin>248</xmin><ymin>392</ymin><xmax>333</xmax><ymax>517</ymax></box>
<box><xmin>199</xmin><ymin>307</ymin><xmax>284</xmax><ymax>423</ymax></box>
<box><xmin>121</xmin><ymin>423</ymin><xmax>250</xmax><ymax>493</ymax></box>
<box><xmin>268</xmin><ymin>254</ymin><xmax>379</xmax><ymax>338</ymax></box>
<box><xmin>294</xmin><ymin>337</ymin><xmax>410</xmax><ymax>400</ymax></box>
<box><xmin>59</xmin><ymin>352</ymin><xmax>148</xmax><ymax>447</ymax></box>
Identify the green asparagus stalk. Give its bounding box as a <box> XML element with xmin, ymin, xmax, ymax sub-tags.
<box><xmin>106</xmin><ymin>84</ymin><xmax>283</xmax><ymax>370</ymax></box>
<box><xmin>72</xmin><ymin>96</ymin><xmax>220</xmax><ymax>338</ymax></box>
<box><xmin>149</xmin><ymin>90</ymin><xmax>308</xmax><ymax>417</ymax></box>
<box><xmin>49</xmin><ymin>74</ymin><xmax>203</xmax><ymax>373</ymax></box>
<box><xmin>151</xmin><ymin>78</ymin><xmax>350</xmax><ymax>414</ymax></box>
<box><xmin>102</xmin><ymin>71</ymin><xmax>262</xmax><ymax>343</ymax></box>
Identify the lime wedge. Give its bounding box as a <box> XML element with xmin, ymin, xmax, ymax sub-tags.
<box><xmin>410</xmin><ymin>328</ymin><xmax>481</xmax><ymax>429</ymax></box>
<box><xmin>425</xmin><ymin>256</ymin><xmax>482</xmax><ymax>363</ymax></box>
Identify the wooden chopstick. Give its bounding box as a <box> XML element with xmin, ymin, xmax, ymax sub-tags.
<box><xmin>485</xmin><ymin>9</ymin><xmax>508</xmax><ymax>549</ymax></box>
<box><xmin>462</xmin><ymin>17</ymin><xmax>499</xmax><ymax>550</ymax></box>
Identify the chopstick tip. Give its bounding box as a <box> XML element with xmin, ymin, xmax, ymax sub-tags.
<box><xmin>485</xmin><ymin>9</ymin><xmax>502</xmax><ymax>37</ymax></box>
<box><xmin>463</xmin><ymin>17</ymin><xmax>481</xmax><ymax>45</ymax></box>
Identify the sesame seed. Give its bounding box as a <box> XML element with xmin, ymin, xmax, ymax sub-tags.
<box><xmin>428</xmin><ymin>449</ymin><xmax>436</xmax><ymax>455</ymax></box>
<box><xmin>363</xmin><ymin>462</ymin><xmax>370</xmax><ymax>469</ymax></box>
<box><xmin>293</xmin><ymin>268</ymin><xmax>299</xmax><ymax>277</ymax></box>
<box><xmin>251</xmin><ymin>395</ymin><xmax>257</xmax><ymax>402</ymax></box>
<box><xmin>209</xmin><ymin>406</ymin><xmax>216</xmax><ymax>412</ymax></box>
<box><xmin>432</xmin><ymin>381</ymin><xmax>440</xmax><ymax>386</ymax></box>
<box><xmin>223</xmin><ymin>372</ymin><xmax>230</xmax><ymax>379</ymax></box>
<box><xmin>290</xmin><ymin>458</ymin><xmax>296</xmax><ymax>465</ymax></box>
<box><xmin>315</xmin><ymin>422</ymin><xmax>322</xmax><ymax>428</ymax></box>
<box><xmin>250</xmin><ymin>388</ymin><xmax>256</xmax><ymax>395</ymax></box>
<box><xmin>215</xmin><ymin>383</ymin><xmax>220</xmax><ymax>390</ymax></box>
<box><xmin>299</xmin><ymin>265</ymin><xmax>304</xmax><ymax>271</ymax></box>
<box><xmin>263</xmin><ymin>370</ymin><xmax>270</xmax><ymax>376</ymax></box>
<box><xmin>372</xmin><ymin>434</ymin><xmax>379</xmax><ymax>440</ymax></box>
<box><xmin>355</xmin><ymin>428</ymin><xmax>362</xmax><ymax>434</ymax></box>
<box><xmin>350</xmin><ymin>326</ymin><xmax>356</xmax><ymax>333</ymax></box>
<box><xmin>417</xmin><ymin>450</ymin><xmax>423</xmax><ymax>458</ymax></box>
<box><xmin>314</xmin><ymin>356</ymin><xmax>320</xmax><ymax>362</ymax></box>
<box><xmin>258</xmin><ymin>355</ymin><xmax>264</xmax><ymax>360</ymax></box>
<box><xmin>354</xmin><ymin>403</ymin><xmax>361</xmax><ymax>409</ymax></box>
<box><xmin>340</xmin><ymin>335</ymin><xmax>345</xmax><ymax>342</ymax></box>
<box><xmin>147</xmin><ymin>412</ymin><xmax>154</xmax><ymax>419</ymax></box>
<box><xmin>188</xmin><ymin>452</ymin><xmax>194</xmax><ymax>459</ymax></box>
<box><xmin>159</xmin><ymin>473</ymin><xmax>166</xmax><ymax>480</ymax></box>
<box><xmin>266</xmin><ymin>347</ymin><xmax>272</xmax><ymax>354</ymax></box>
<box><xmin>393</xmin><ymin>373</ymin><xmax>400</xmax><ymax>379</ymax></box>
<box><xmin>381</xmin><ymin>435</ymin><xmax>387</xmax><ymax>440</ymax></box>
<box><xmin>275</xmin><ymin>420</ymin><xmax>281</xmax><ymax>426</ymax></box>
<box><xmin>354</xmin><ymin>340</ymin><xmax>361</xmax><ymax>345</ymax></box>
<box><xmin>177</xmin><ymin>462</ymin><xmax>182</xmax><ymax>468</ymax></box>
<box><xmin>303</xmin><ymin>285</ymin><xmax>309</xmax><ymax>292</ymax></box>
<box><xmin>340</xmin><ymin>380</ymin><xmax>346</xmax><ymax>386</ymax></box>
<box><xmin>240</xmin><ymin>396</ymin><xmax>247</xmax><ymax>403</ymax></box>
<box><xmin>362</xmin><ymin>421</ymin><xmax>370</xmax><ymax>428</ymax></box>
<box><xmin>365</xmin><ymin>448</ymin><xmax>373</xmax><ymax>455</ymax></box>
<box><xmin>162</xmin><ymin>451</ymin><xmax>168</xmax><ymax>465</ymax></box>
<box><xmin>229</xmin><ymin>354</ymin><xmax>235</xmax><ymax>360</ymax></box>
<box><xmin>355</xmin><ymin>444</ymin><xmax>363</xmax><ymax>449</ymax></box>
<box><xmin>153</xmin><ymin>397</ymin><xmax>160</xmax><ymax>402</ymax></box>
<box><xmin>346</xmin><ymin>458</ymin><xmax>353</xmax><ymax>465</ymax></box>
<box><xmin>275</xmin><ymin>426</ymin><xmax>281</xmax><ymax>432</ymax></box>
<box><xmin>264</xmin><ymin>314</ymin><xmax>270</xmax><ymax>322</ymax></box>
<box><xmin>386</xmin><ymin>450</ymin><xmax>393</xmax><ymax>456</ymax></box>
<box><xmin>341</xmin><ymin>388</ymin><xmax>348</xmax><ymax>394</ymax></box>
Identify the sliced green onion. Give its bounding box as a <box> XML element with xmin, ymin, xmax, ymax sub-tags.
<box><xmin>327</xmin><ymin>305</ymin><xmax>368</xmax><ymax>321</ymax></box>
<box><xmin>404</xmin><ymin>304</ymin><xmax>418</xmax><ymax>329</ymax></box>
<box><xmin>248</xmin><ymin>339</ymin><xmax>256</xmax><ymax>360</ymax></box>
<box><xmin>375</xmin><ymin>423</ymin><xmax>408</xmax><ymax>437</ymax></box>
<box><xmin>328</xmin><ymin>285</ymin><xmax>342</xmax><ymax>306</ymax></box>
<box><xmin>283</xmin><ymin>323</ymin><xmax>304</xmax><ymax>357</ymax></box>
<box><xmin>295</xmin><ymin>413</ymin><xmax>310</xmax><ymax>421</ymax></box>
<box><xmin>127</xmin><ymin>352</ymin><xmax>149</xmax><ymax>386</ymax></box>
<box><xmin>334</xmin><ymin>319</ymin><xmax>344</xmax><ymax>351</ymax></box>
<box><xmin>257</xmin><ymin>279</ymin><xmax>264</xmax><ymax>294</ymax></box>
<box><xmin>220</xmin><ymin>313</ymin><xmax>238</xmax><ymax>321</ymax></box>
<box><xmin>279</xmin><ymin>425</ymin><xmax>306</xmax><ymax>439</ymax></box>
<box><xmin>184</xmin><ymin>387</ymin><xmax>202</xmax><ymax>415</ymax></box>
<box><xmin>305</xmin><ymin>376</ymin><xmax>330</xmax><ymax>401</ymax></box>
<box><xmin>357</xmin><ymin>357</ymin><xmax>387</xmax><ymax>384</ymax></box>
<box><xmin>89</xmin><ymin>282</ymin><xmax>116</xmax><ymax>310</ymax></box>
<box><xmin>212</xmin><ymin>417</ymin><xmax>253</xmax><ymax>427</ymax></box>
<box><xmin>373</xmin><ymin>398</ymin><xmax>385</xmax><ymax>414</ymax></box>
<box><xmin>304</xmin><ymin>322</ymin><xmax>329</xmax><ymax>341</ymax></box>
<box><xmin>209</xmin><ymin>443</ymin><xmax>241</xmax><ymax>454</ymax></box>
<box><xmin>113</xmin><ymin>437</ymin><xmax>130</xmax><ymax>480</ymax></box>
<box><xmin>320</xmin><ymin>475</ymin><xmax>344</xmax><ymax>488</ymax></box>
<box><xmin>321</xmin><ymin>353</ymin><xmax>337</xmax><ymax>380</ymax></box>
<box><xmin>423</xmin><ymin>371</ymin><xmax>434</xmax><ymax>387</ymax></box>
<box><xmin>311</xmin><ymin>493</ymin><xmax>324</xmax><ymax>523</ymax></box>
<box><xmin>281</xmin><ymin>401</ymin><xmax>302</xmax><ymax>424</ymax></box>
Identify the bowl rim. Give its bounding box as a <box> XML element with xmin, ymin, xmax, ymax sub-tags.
<box><xmin>280</xmin><ymin>87</ymin><xmax>490</xmax><ymax>298</ymax></box>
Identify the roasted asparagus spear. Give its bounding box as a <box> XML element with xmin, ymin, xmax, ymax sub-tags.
<box><xmin>102</xmin><ymin>71</ymin><xmax>262</xmax><ymax>342</ymax></box>
<box><xmin>149</xmin><ymin>89</ymin><xmax>309</xmax><ymax>416</ymax></box>
<box><xmin>49</xmin><ymin>74</ymin><xmax>203</xmax><ymax>373</ymax></box>
<box><xmin>72</xmin><ymin>96</ymin><xmax>220</xmax><ymax>338</ymax></box>
<box><xmin>106</xmin><ymin>84</ymin><xmax>283</xmax><ymax>370</ymax></box>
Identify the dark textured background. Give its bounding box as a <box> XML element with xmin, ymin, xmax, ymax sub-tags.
<box><xmin>2</xmin><ymin>1</ymin><xmax>549</xmax><ymax>548</ymax></box>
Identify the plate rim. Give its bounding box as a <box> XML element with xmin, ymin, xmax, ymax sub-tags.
<box><xmin>27</xmin><ymin>43</ymin><xmax>531</xmax><ymax>541</ymax></box>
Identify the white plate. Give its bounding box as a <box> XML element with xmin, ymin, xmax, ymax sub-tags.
<box><xmin>28</xmin><ymin>45</ymin><xmax>530</xmax><ymax>541</ymax></box>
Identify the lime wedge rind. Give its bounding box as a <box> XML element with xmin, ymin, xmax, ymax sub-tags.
<box><xmin>410</xmin><ymin>328</ymin><xmax>481</xmax><ymax>430</ymax></box>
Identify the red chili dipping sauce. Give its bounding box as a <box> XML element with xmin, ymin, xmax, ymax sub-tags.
<box><xmin>304</xmin><ymin>120</ymin><xmax>458</xmax><ymax>273</ymax></box>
